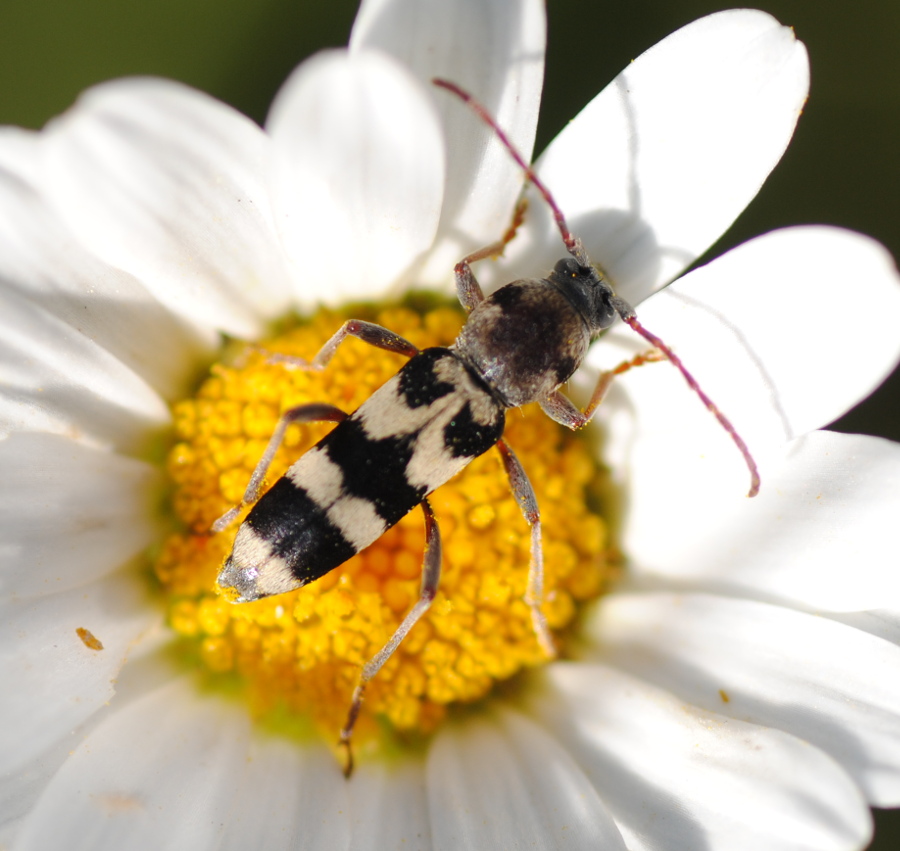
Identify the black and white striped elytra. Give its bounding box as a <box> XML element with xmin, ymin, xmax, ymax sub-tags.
<box><xmin>214</xmin><ymin>79</ymin><xmax>760</xmax><ymax>775</ymax></box>
<box><xmin>219</xmin><ymin>346</ymin><xmax>505</xmax><ymax>602</ymax></box>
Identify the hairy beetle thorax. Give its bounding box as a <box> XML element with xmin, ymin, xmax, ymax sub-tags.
<box><xmin>454</xmin><ymin>279</ymin><xmax>591</xmax><ymax>408</ymax></box>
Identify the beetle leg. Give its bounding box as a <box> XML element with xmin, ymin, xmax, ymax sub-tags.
<box><xmin>453</xmin><ymin>196</ymin><xmax>528</xmax><ymax>313</ymax></box>
<box><xmin>540</xmin><ymin>349</ymin><xmax>666</xmax><ymax>429</ymax></box>
<box><xmin>338</xmin><ymin>496</ymin><xmax>443</xmax><ymax>777</ymax></box>
<box><xmin>212</xmin><ymin>402</ymin><xmax>349</xmax><ymax>532</ymax></box>
<box><xmin>495</xmin><ymin>438</ymin><xmax>555</xmax><ymax>658</ymax></box>
<box><xmin>258</xmin><ymin>319</ymin><xmax>420</xmax><ymax>372</ymax></box>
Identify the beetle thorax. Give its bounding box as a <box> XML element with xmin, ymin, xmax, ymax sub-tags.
<box><xmin>454</xmin><ymin>279</ymin><xmax>591</xmax><ymax>408</ymax></box>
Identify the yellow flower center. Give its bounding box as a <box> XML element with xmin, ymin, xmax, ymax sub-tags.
<box><xmin>154</xmin><ymin>300</ymin><xmax>615</xmax><ymax>758</ymax></box>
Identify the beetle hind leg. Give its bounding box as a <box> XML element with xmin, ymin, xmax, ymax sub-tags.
<box><xmin>496</xmin><ymin>438</ymin><xmax>555</xmax><ymax>659</ymax></box>
<box><xmin>339</xmin><ymin>497</ymin><xmax>443</xmax><ymax>777</ymax></box>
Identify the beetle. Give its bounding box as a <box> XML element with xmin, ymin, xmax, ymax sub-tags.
<box><xmin>215</xmin><ymin>79</ymin><xmax>760</xmax><ymax>774</ymax></box>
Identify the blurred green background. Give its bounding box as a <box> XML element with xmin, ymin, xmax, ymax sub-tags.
<box><xmin>0</xmin><ymin>0</ymin><xmax>897</xmax><ymax>846</ymax></box>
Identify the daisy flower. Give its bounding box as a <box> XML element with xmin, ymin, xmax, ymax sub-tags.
<box><xmin>3</xmin><ymin>1</ymin><xmax>900</xmax><ymax>849</ymax></box>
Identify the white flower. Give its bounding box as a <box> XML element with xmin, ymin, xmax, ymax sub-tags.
<box><xmin>3</xmin><ymin>1</ymin><xmax>900</xmax><ymax>849</ymax></box>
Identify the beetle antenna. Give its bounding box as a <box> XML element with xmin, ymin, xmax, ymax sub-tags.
<box><xmin>432</xmin><ymin>78</ymin><xmax>590</xmax><ymax>266</ymax></box>
<box><xmin>614</xmin><ymin>298</ymin><xmax>761</xmax><ymax>498</ymax></box>
<box><xmin>433</xmin><ymin>78</ymin><xmax>760</xmax><ymax>497</ymax></box>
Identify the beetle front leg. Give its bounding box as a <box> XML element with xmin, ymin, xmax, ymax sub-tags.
<box><xmin>540</xmin><ymin>349</ymin><xmax>666</xmax><ymax>429</ymax></box>
<box><xmin>453</xmin><ymin>196</ymin><xmax>528</xmax><ymax>313</ymax></box>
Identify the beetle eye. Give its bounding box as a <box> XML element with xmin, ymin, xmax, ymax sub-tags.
<box><xmin>553</xmin><ymin>257</ymin><xmax>579</xmax><ymax>276</ymax></box>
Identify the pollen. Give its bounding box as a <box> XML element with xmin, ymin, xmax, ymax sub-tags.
<box><xmin>154</xmin><ymin>301</ymin><xmax>616</xmax><ymax>757</ymax></box>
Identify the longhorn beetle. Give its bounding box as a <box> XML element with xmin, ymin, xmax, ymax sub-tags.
<box><xmin>215</xmin><ymin>78</ymin><xmax>760</xmax><ymax>775</ymax></box>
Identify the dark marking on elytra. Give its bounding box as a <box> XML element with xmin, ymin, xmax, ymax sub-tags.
<box><xmin>398</xmin><ymin>348</ymin><xmax>455</xmax><ymax>408</ymax></box>
<box><xmin>444</xmin><ymin>401</ymin><xmax>506</xmax><ymax>459</ymax></box>
<box><xmin>247</xmin><ymin>477</ymin><xmax>356</xmax><ymax>582</ymax></box>
<box><xmin>322</xmin><ymin>418</ymin><xmax>425</xmax><ymax>525</ymax></box>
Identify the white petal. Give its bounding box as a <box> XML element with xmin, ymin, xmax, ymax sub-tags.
<box><xmin>0</xmin><ymin>573</ymin><xmax>158</xmax><ymax>778</ymax></box>
<box><xmin>0</xmin><ymin>741</ymin><xmax>66</xmax><ymax>847</ymax></box>
<box><xmin>500</xmin><ymin>10</ymin><xmax>809</xmax><ymax>305</ymax></box>
<box><xmin>267</xmin><ymin>49</ymin><xmax>445</xmax><ymax>304</ymax></box>
<box><xmin>637</xmin><ymin>226</ymin><xmax>900</xmax><ymax>442</ymax></box>
<box><xmin>42</xmin><ymin>77</ymin><xmax>293</xmax><ymax>338</ymax></box>
<box><xmin>830</xmin><ymin>609</ymin><xmax>900</xmax><ymax>646</ymax></box>
<box><xmin>15</xmin><ymin>681</ymin><xmax>353</xmax><ymax>851</ymax></box>
<box><xmin>14</xmin><ymin>680</ymin><xmax>251</xmax><ymax>851</ymax></box>
<box><xmin>530</xmin><ymin>663</ymin><xmax>871</xmax><ymax>851</ymax></box>
<box><xmin>0</xmin><ymin>126</ymin><xmax>47</xmax><ymax>186</ymax></box>
<box><xmin>352</xmin><ymin>0</ymin><xmax>546</xmax><ymax>285</ymax></box>
<box><xmin>0</xmin><ymin>433</ymin><xmax>161</xmax><ymax>596</ymax></box>
<box><xmin>0</xmin><ymin>287</ymin><xmax>171</xmax><ymax>451</ymax></box>
<box><xmin>622</xmin><ymin>431</ymin><xmax>900</xmax><ymax>613</ymax></box>
<box><xmin>0</xmin><ymin>128</ymin><xmax>214</xmax><ymax>401</ymax></box>
<box><xmin>0</xmin><ymin>700</ymin><xmax>116</xmax><ymax>847</ymax></box>
<box><xmin>427</xmin><ymin>711</ymin><xmax>625</xmax><ymax>849</ymax></box>
<box><xmin>0</xmin><ymin>570</ymin><xmax>170</xmax><ymax>845</ymax></box>
<box><xmin>220</xmin><ymin>735</ymin><xmax>350</xmax><ymax>850</ymax></box>
<box><xmin>592</xmin><ymin>592</ymin><xmax>900</xmax><ymax>806</ymax></box>
<box><xmin>594</xmin><ymin>226</ymin><xmax>900</xmax><ymax>510</ymax></box>
<box><xmin>347</xmin><ymin>758</ymin><xmax>429</xmax><ymax>849</ymax></box>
